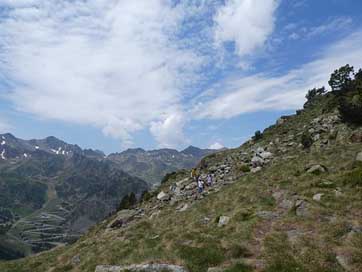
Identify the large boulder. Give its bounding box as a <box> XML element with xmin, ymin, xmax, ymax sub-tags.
<box><xmin>157</xmin><ymin>191</ymin><xmax>169</xmax><ymax>201</ymax></box>
<box><xmin>259</xmin><ymin>151</ymin><xmax>273</xmax><ymax>160</ymax></box>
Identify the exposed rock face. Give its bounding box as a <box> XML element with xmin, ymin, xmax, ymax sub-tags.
<box><xmin>95</xmin><ymin>264</ymin><xmax>187</xmax><ymax>272</ymax></box>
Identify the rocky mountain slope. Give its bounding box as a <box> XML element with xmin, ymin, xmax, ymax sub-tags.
<box><xmin>1</xmin><ymin>66</ymin><xmax>362</xmax><ymax>272</ymax></box>
<box><xmin>0</xmin><ymin>135</ymin><xmax>148</xmax><ymax>260</ymax></box>
<box><xmin>108</xmin><ymin>146</ymin><xmax>217</xmax><ymax>186</ymax></box>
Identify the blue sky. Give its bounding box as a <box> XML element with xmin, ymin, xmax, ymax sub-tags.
<box><xmin>0</xmin><ymin>0</ymin><xmax>362</xmax><ymax>153</ymax></box>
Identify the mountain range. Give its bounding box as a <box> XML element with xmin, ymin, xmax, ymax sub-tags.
<box><xmin>0</xmin><ymin>133</ymin><xmax>216</xmax><ymax>260</ymax></box>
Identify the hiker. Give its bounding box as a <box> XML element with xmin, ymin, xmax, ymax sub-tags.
<box><xmin>207</xmin><ymin>174</ymin><xmax>213</xmax><ymax>187</ymax></box>
<box><xmin>197</xmin><ymin>177</ymin><xmax>204</xmax><ymax>193</ymax></box>
<box><xmin>191</xmin><ymin>168</ymin><xmax>198</xmax><ymax>184</ymax></box>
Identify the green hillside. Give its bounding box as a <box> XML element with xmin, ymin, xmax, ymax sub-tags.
<box><xmin>1</xmin><ymin>65</ymin><xmax>362</xmax><ymax>271</ymax></box>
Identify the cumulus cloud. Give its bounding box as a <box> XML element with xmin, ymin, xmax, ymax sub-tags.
<box><xmin>213</xmin><ymin>0</ymin><xmax>278</xmax><ymax>57</ymax></box>
<box><xmin>150</xmin><ymin>111</ymin><xmax>188</xmax><ymax>148</ymax></box>
<box><xmin>209</xmin><ymin>142</ymin><xmax>224</xmax><ymax>149</ymax></box>
<box><xmin>193</xmin><ymin>31</ymin><xmax>362</xmax><ymax>119</ymax></box>
<box><xmin>0</xmin><ymin>0</ymin><xmax>201</xmax><ymax>147</ymax></box>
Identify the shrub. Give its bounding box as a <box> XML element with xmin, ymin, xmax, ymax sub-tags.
<box><xmin>178</xmin><ymin>245</ymin><xmax>225</xmax><ymax>272</ymax></box>
<box><xmin>306</xmin><ymin>87</ymin><xmax>326</xmax><ymax>101</ymax></box>
<box><xmin>161</xmin><ymin>171</ymin><xmax>177</xmax><ymax>184</ymax></box>
<box><xmin>253</xmin><ymin>130</ymin><xmax>263</xmax><ymax>141</ymax></box>
<box><xmin>224</xmin><ymin>263</ymin><xmax>252</xmax><ymax>272</ymax></box>
<box><xmin>329</xmin><ymin>64</ymin><xmax>354</xmax><ymax>92</ymax></box>
<box><xmin>343</xmin><ymin>168</ymin><xmax>362</xmax><ymax>187</ymax></box>
<box><xmin>227</xmin><ymin>244</ymin><xmax>252</xmax><ymax>258</ymax></box>
<box><xmin>238</xmin><ymin>164</ymin><xmax>251</xmax><ymax>173</ymax></box>
<box><xmin>140</xmin><ymin>190</ymin><xmax>152</xmax><ymax>202</ymax></box>
<box><xmin>118</xmin><ymin>192</ymin><xmax>137</xmax><ymax>210</ymax></box>
<box><xmin>301</xmin><ymin>131</ymin><xmax>313</xmax><ymax>149</ymax></box>
<box><xmin>339</xmin><ymin>96</ymin><xmax>362</xmax><ymax>125</ymax></box>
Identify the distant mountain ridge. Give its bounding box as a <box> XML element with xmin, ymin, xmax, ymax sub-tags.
<box><xmin>108</xmin><ymin>145</ymin><xmax>218</xmax><ymax>185</ymax></box>
<box><xmin>0</xmin><ymin>133</ymin><xmax>147</xmax><ymax>260</ymax></box>
<box><xmin>0</xmin><ymin>134</ymin><xmax>217</xmax><ymax>260</ymax></box>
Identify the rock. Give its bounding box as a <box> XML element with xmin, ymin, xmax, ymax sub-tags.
<box><xmin>312</xmin><ymin>193</ymin><xmax>324</xmax><ymax>202</ymax></box>
<box><xmin>218</xmin><ymin>216</ymin><xmax>230</xmax><ymax>227</ymax></box>
<box><xmin>176</xmin><ymin>178</ymin><xmax>189</xmax><ymax>187</ymax></box>
<box><xmin>306</xmin><ymin>165</ymin><xmax>327</xmax><ymax>175</ymax></box>
<box><xmin>272</xmin><ymin>191</ymin><xmax>283</xmax><ymax>201</ymax></box>
<box><xmin>185</xmin><ymin>183</ymin><xmax>197</xmax><ymax>190</ymax></box>
<box><xmin>336</xmin><ymin>255</ymin><xmax>351</xmax><ymax>271</ymax></box>
<box><xmin>313</xmin><ymin>134</ymin><xmax>320</xmax><ymax>141</ymax></box>
<box><xmin>178</xmin><ymin>203</ymin><xmax>189</xmax><ymax>212</ymax></box>
<box><xmin>259</xmin><ymin>151</ymin><xmax>273</xmax><ymax>159</ymax></box>
<box><xmin>351</xmin><ymin>132</ymin><xmax>362</xmax><ymax>143</ymax></box>
<box><xmin>251</xmin><ymin>167</ymin><xmax>262</xmax><ymax>173</ymax></box>
<box><xmin>256</xmin><ymin>211</ymin><xmax>278</xmax><ymax>220</ymax></box>
<box><xmin>356</xmin><ymin>152</ymin><xmax>362</xmax><ymax>162</ymax></box>
<box><xmin>334</xmin><ymin>189</ymin><xmax>343</xmax><ymax>198</ymax></box>
<box><xmin>295</xmin><ymin>200</ymin><xmax>311</xmax><ymax>217</ymax></box>
<box><xmin>251</xmin><ymin>156</ymin><xmax>264</xmax><ymax>167</ymax></box>
<box><xmin>149</xmin><ymin>210</ymin><xmax>160</xmax><ymax>220</ymax></box>
<box><xmin>279</xmin><ymin>199</ymin><xmax>293</xmax><ymax>210</ymax></box>
<box><xmin>108</xmin><ymin>210</ymin><xmax>135</xmax><ymax>229</ymax></box>
<box><xmin>95</xmin><ymin>264</ymin><xmax>187</xmax><ymax>272</ymax></box>
<box><xmin>256</xmin><ymin>147</ymin><xmax>265</xmax><ymax>154</ymax></box>
<box><xmin>71</xmin><ymin>255</ymin><xmax>81</xmax><ymax>266</ymax></box>
<box><xmin>157</xmin><ymin>191</ymin><xmax>169</xmax><ymax>201</ymax></box>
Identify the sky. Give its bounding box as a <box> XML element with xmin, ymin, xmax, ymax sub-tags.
<box><xmin>0</xmin><ymin>0</ymin><xmax>362</xmax><ymax>154</ymax></box>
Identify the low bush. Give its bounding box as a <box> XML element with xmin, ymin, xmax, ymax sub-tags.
<box><xmin>301</xmin><ymin>131</ymin><xmax>313</xmax><ymax>149</ymax></box>
<box><xmin>343</xmin><ymin>168</ymin><xmax>362</xmax><ymax>187</ymax></box>
<box><xmin>224</xmin><ymin>263</ymin><xmax>252</xmax><ymax>272</ymax></box>
<box><xmin>178</xmin><ymin>244</ymin><xmax>225</xmax><ymax>272</ymax></box>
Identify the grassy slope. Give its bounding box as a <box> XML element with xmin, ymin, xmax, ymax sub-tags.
<box><xmin>1</xmin><ymin>94</ymin><xmax>362</xmax><ymax>272</ymax></box>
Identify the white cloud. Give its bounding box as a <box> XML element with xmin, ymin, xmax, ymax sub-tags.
<box><xmin>193</xmin><ymin>31</ymin><xmax>362</xmax><ymax>119</ymax></box>
<box><xmin>213</xmin><ymin>0</ymin><xmax>279</xmax><ymax>57</ymax></box>
<box><xmin>0</xmin><ymin>0</ymin><xmax>201</xmax><ymax>147</ymax></box>
<box><xmin>306</xmin><ymin>17</ymin><xmax>353</xmax><ymax>38</ymax></box>
<box><xmin>209</xmin><ymin>142</ymin><xmax>224</xmax><ymax>149</ymax></box>
<box><xmin>150</xmin><ymin>111</ymin><xmax>188</xmax><ymax>148</ymax></box>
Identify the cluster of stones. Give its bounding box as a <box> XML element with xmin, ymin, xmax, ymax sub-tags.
<box><xmin>305</xmin><ymin>115</ymin><xmax>340</xmax><ymax>146</ymax></box>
